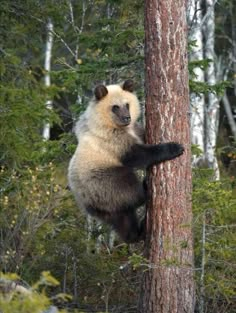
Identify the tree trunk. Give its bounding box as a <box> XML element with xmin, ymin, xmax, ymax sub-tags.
<box><xmin>188</xmin><ymin>0</ymin><xmax>205</xmax><ymax>163</ymax></box>
<box><xmin>42</xmin><ymin>18</ymin><xmax>53</xmax><ymax>141</ymax></box>
<box><xmin>222</xmin><ymin>93</ymin><xmax>236</xmax><ymax>139</ymax></box>
<box><xmin>231</xmin><ymin>2</ymin><xmax>236</xmax><ymax>97</ymax></box>
<box><xmin>138</xmin><ymin>1</ymin><xmax>195</xmax><ymax>313</ymax></box>
<box><xmin>203</xmin><ymin>0</ymin><xmax>220</xmax><ymax>179</ymax></box>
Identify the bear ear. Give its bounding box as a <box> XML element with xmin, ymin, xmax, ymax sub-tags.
<box><xmin>122</xmin><ymin>80</ymin><xmax>134</xmax><ymax>93</ymax></box>
<box><xmin>94</xmin><ymin>85</ymin><xmax>108</xmax><ymax>101</ymax></box>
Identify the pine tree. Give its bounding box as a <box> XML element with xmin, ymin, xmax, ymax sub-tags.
<box><xmin>138</xmin><ymin>1</ymin><xmax>195</xmax><ymax>312</ymax></box>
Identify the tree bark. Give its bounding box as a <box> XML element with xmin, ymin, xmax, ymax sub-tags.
<box><xmin>138</xmin><ymin>1</ymin><xmax>195</xmax><ymax>313</ymax></box>
<box><xmin>42</xmin><ymin>18</ymin><xmax>53</xmax><ymax>141</ymax></box>
<box><xmin>232</xmin><ymin>2</ymin><xmax>236</xmax><ymax>97</ymax></box>
<box><xmin>203</xmin><ymin>0</ymin><xmax>220</xmax><ymax>179</ymax></box>
<box><xmin>222</xmin><ymin>93</ymin><xmax>236</xmax><ymax>139</ymax></box>
<box><xmin>188</xmin><ymin>0</ymin><xmax>205</xmax><ymax>163</ymax></box>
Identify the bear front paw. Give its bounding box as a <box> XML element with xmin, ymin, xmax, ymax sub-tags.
<box><xmin>168</xmin><ymin>142</ymin><xmax>185</xmax><ymax>158</ymax></box>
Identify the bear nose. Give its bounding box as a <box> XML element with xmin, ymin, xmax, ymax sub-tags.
<box><xmin>123</xmin><ymin>116</ymin><xmax>131</xmax><ymax>123</ymax></box>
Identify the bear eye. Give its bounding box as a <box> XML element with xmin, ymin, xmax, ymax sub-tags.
<box><xmin>126</xmin><ymin>103</ymin><xmax>129</xmax><ymax>109</ymax></box>
<box><xmin>112</xmin><ymin>105</ymin><xmax>120</xmax><ymax>113</ymax></box>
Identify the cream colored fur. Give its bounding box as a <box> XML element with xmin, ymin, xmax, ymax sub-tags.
<box><xmin>70</xmin><ymin>83</ymin><xmax>141</xmax><ymax>172</ymax></box>
<box><xmin>68</xmin><ymin>82</ymin><xmax>143</xmax><ymax>213</ymax></box>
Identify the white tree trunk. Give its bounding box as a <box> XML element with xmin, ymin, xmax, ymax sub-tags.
<box><xmin>222</xmin><ymin>93</ymin><xmax>236</xmax><ymax>139</ymax></box>
<box><xmin>227</xmin><ymin>3</ymin><xmax>236</xmax><ymax>139</ymax></box>
<box><xmin>204</xmin><ymin>0</ymin><xmax>220</xmax><ymax>179</ymax></box>
<box><xmin>188</xmin><ymin>0</ymin><xmax>205</xmax><ymax>164</ymax></box>
<box><xmin>231</xmin><ymin>3</ymin><xmax>236</xmax><ymax>97</ymax></box>
<box><xmin>42</xmin><ymin>19</ymin><xmax>54</xmax><ymax>141</ymax></box>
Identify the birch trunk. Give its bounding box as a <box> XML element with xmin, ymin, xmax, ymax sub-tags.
<box><xmin>188</xmin><ymin>0</ymin><xmax>205</xmax><ymax>163</ymax></box>
<box><xmin>138</xmin><ymin>1</ymin><xmax>195</xmax><ymax>312</ymax></box>
<box><xmin>42</xmin><ymin>19</ymin><xmax>54</xmax><ymax>141</ymax></box>
<box><xmin>231</xmin><ymin>2</ymin><xmax>236</xmax><ymax>97</ymax></box>
<box><xmin>222</xmin><ymin>93</ymin><xmax>236</xmax><ymax>139</ymax></box>
<box><xmin>226</xmin><ymin>2</ymin><xmax>236</xmax><ymax>139</ymax></box>
<box><xmin>204</xmin><ymin>0</ymin><xmax>220</xmax><ymax>179</ymax></box>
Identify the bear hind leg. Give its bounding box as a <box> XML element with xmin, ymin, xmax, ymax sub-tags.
<box><xmin>108</xmin><ymin>211</ymin><xmax>145</xmax><ymax>243</ymax></box>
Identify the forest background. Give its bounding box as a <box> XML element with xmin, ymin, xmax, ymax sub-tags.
<box><xmin>0</xmin><ymin>0</ymin><xmax>236</xmax><ymax>312</ymax></box>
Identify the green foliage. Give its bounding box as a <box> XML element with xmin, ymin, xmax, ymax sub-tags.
<box><xmin>191</xmin><ymin>144</ymin><xmax>203</xmax><ymax>157</ymax></box>
<box><xmin>0</xmin><ymin>161</ymin><xmax>141</xmax><ymax>311</ymax></box>
<box><xmin>189</xmin><ymin>78</ymin><xmax>231</xmax><ymax>96</ymax></box>
<box><xmin>128</xmin><ymin>253</ymin><xmax>148</xmax><ymax>270</ymax></box>
<box><xmin>189</xmin><ymin>58</ymin><xmax>231</xmax><ymax>96</ymax></box>
<box><xmin>0</xmin><ymin>163</ymin><xmax>69</xmax><ymax>273</ymax></box>
<box><xmin>0</xmin><ymin>291</ymin><xmax>50</xmax><ymax>313</ymax></box>
<box><xmin>33</xmin><ymin>133</ymin><xmax>76</xmax><ymax>164</ymax></box>
<box><xmin>53</xmin><ymin>0</ymin><xmax>144</xmax><ymax>89</ymax></box>
<box><xmin>33</xmin><ymin>271</ymin><xmax>60</xmax><ymax>289</ymax></box>
<box><xmin>188</xmin><ymin>41</ymin><xmax>232</xmax><ymax>97</ymax></box>
<box><xmin>0</xmin><ymin>272</ymin><xmax>67</xmax><ymax>313</ymax></box>
<box><xmin>189</xmin><ymin>58</ymin><xmax>213</xmax><ymax>73</ymax></box>
<box><xmin>0</xmin><ymin>59</ymin><xmax>54</xmax><ymax>166</ymax></box>
<box><xmin>193</xmin><ymin>169</ymin><xmax>236</xmax><ymax>310</ymax></box>
<box><xmin>0</xmin><ymin>2</ymin><xmax>62</xmax><ymax>167</ymax></box>
<box><xmin>0</xmin><ymin>2</ymin><xmax>145</xmax><ymax>311</ymax></box>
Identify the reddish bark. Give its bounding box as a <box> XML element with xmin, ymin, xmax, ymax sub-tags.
<box><xmin>138</xmin><ymin>1</ymin><xmax>195</xmax><ymax>312</ymax></box>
